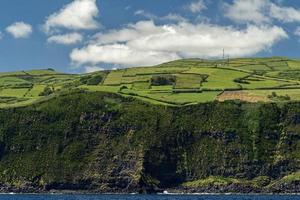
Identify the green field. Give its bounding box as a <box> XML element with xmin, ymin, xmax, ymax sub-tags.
<box><xmin>1</xmin><ymin>57</ymin><xmax>300</xmax><ymax>107</ymax></box>
<box><xmin>175</xmin><ymin>74</ymin><xmax>202</xmax><ymax>89</ymax></box>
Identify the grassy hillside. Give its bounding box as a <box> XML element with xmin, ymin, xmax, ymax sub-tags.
<box><xmin>1</xmin><ymin>57</ymin><xmax>300</xmax><ymax>107</ymax></box>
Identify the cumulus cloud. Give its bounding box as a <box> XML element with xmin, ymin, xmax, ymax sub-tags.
<box><xmin>47</xmin><ymin>33</ymin><xmax>83</xmax><ymax>45</ymax></box>
<box><xmin>84</xmin><ymin>66</ymin><xmax>104</xmax><ymax>73</ymax></box>
<box><xmin>71</xmin><ymin>43</ymin><xmax>180</xmax><ymax>66</ymax></box>
<box><xmin>186</xmin><ymin>0</ymin><xmax>207</xmax><ymax>13</ymax></box>
<box><xmin>92</xmin><ymin>21</ymin><xmax>166</xmax><ymax>45</ymax></box>
<box><xmin>270</xmin><ymin>3</ymin><xmax>300</xmax><ymax>23</ymax></box>
<box><xmin>44</xmin><ymin>0</ymin><xmax>99</xmax><ymax>33</ymax></box>
<box><xmin>70</xmin><ymin>20</ymin><xmax>287</xmax><ymax>67</ymax></box>
<box><xmin>224</xmin><ymin>0</ymin><xmax>300</xmax><ymax>24</ymax></box>
<box><xmin>224</xmin><ymin>0</ymin><xmax>270</xmax><ymax>24</ymax></box>
<box><xmin>6</xmin><ymin>22</ymin><xmax>32</xmax><ymax>38</ymax></box>
<box><xmin>294</xmin><ymin>27</ymin><xmax>300</xmax><ymax>37</ymax></box>
<box><xmin>135</xmin><ymin>10</ymin><xmax>186</xmax><ymax>22</ymax></box>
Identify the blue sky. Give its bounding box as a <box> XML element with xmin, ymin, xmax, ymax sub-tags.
<box><xmin>0</xmin><ymin>0</ymin><xmax>300</xmax><ymax>73</ymax></box>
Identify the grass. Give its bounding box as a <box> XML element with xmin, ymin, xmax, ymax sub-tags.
<box><xmin>266</xmin><ymin>61</ymin><xmax>289</xmax><ymax>70</ymax></box>
<box><xmin>182</xmin><ymin>176</ymin><xmax>271</xmax><ymax>188</ymax></box>
<box><xmin>240</xmin><ymin>77</ymin><xmax>291</xmax><ymax>89</ymax></box>
<box><xmin>1</xmin><ymin>58</ymin><xmax>300</xmax><ymax>107</ymax></box>
<box><xmin>25</xmin><ymin>69</ymin><xmax>59</xmax><ymax>75</ymax></box>
<box><xmin>268</xmin><ymin>70</ymin><xmax>300</xmax><ymax>81</ymax></box>
<box><xmin>237</xmin><ymin>64</ymin><xmax>270</xmax><ymax>71</ymax></box>
<box><xmin>122</xmin><ymin>89</ymin><xmax>220</xmax><ymax>105</ymax></box>
<box><xmin>182</xmin><ymin>176</ymin><xmax>237</xmax><ymax>187</ymax></box>
<box><xmin>41</xmin><ymin>75</ymin><xmax>77</xmax><ymax>86</ymax></box>
<box><xmin>103</xmin><ymin>70</ymin><xmax>124</xmax><ymax>85</ymax></box>
<box><xmin>121</xmin><ymin>75</ymin><xmax>151</xmax><ymax>84</ymax></box>
<box><xmin>0</xmin><ymin>88</ymin><xmax>29</xmax><ymax>97</ymax></box>
<box><xmin>175</xmin><ymin>74</ymin><xmax>202</xmax><ymax>89</ymax></box>
<box><xmin>0</xmin><ymin>77</ymin><xmax>30</xmax><ymax>87</ymax></box>
<box><xmin>288</xmin><ymin>61</ymin><xmax>300</xmax><ymax>69</ymax></box>
<box><xmin>201</xmin><ymin>69</ymin><xmax>247</xmax><ymax>90</ymax></box>
<box><xmin>247</xmin><ymin>89</ymin><xmax>300</xmax><ymax>101</ymax></box>
<box><xmin>79</xmin><ymin>85</ymin><xmax>121</xmax><ymax>93</ymax></box>
<box><xmin>26</xmin><ymin>85</ymin><xmax>45</xmax><ymax>97</ymax></box>
<box><xmin>0</xmin><ymin>98</ymin><xmax>37</xmax><ymax>109</ymax></box>
<box><xmin>218</xmin><ymin>89</ymin><xmax>300</xmax><ymax>102</ymax></box>
<box><xmin>132</xmin><ymin>82</ymin><xmax>151</xmax><ymax>90</ymax></box>
<box><xmin>0</xmin><ymin>71</ymin><xmax>27</xmax><ymax>77</ymax></box>
<box><xmin>123</xmin><ymin>66</ymin><xmax>189</xmax><ymax>76</ymax></box>
<box><xmin>182</xmin><ymin>67</ymin><xmax>218</xmax><ymax>75</ymax></box>
<box><xmin>267</xmin><ymin>171</ymin><xmax>300</xmax><ymax>189</ymax></box>
<box><xmin>217</xmin><ymin>91</ymin><xmax>267</xmax><ymax>103</ymax></box>
<box><xmin>151</xmin><ymin>85</ymin><xmax>173</xmax><ymax>91</ymax></box>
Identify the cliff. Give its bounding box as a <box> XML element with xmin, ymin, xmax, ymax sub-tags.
<box><xmin>0</xmin><ymin>91</ymin><xmax>298</xmax><ymax>193</ymax></box>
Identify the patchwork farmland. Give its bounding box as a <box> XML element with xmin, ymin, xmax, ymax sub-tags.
<box><xmin>1</xmin><ymin>57</ymin><xmax>300</xmax><ymax>107</ymax></box>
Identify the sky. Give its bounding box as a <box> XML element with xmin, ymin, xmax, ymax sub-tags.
<box><xmin>0</xmin><ymin>0</ymin><xmax>300</xmax><ymax>73</ymax></box>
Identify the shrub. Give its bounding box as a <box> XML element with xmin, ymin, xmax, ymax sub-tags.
<box><xmin>234</xmin><ymin>78</ymin><xmax>249</xmax><ymax>84</ymax></box>
<box><xmin>268</xmin><ymin>92</ymin><xmax>291</xmax><ymax>101</ymax></box>
<box><xmin>39</xmin><ymin>86</ymin><xmax>54</xmax><ymax>96</ymax></box>
<box><xmin>86</xmin><ymin>75</ymin><xmax>103</xmax><ymax>85</ymax></box>
<box><xmin>119</xmin><ymin>85</ymin><xmax>128</xmax><ymax>91</ymax></box>
<box><xmin>151</xmin><ymin>75</ymin><xmax>176</xmax><ymax>86</ymax></box>
<box><xmin>79</xmin><ymin>75</ymin><xmax>92</xmax><ymax>84</ymax></box>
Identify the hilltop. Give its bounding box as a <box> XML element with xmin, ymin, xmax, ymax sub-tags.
<box><xmin>1</xmin><ymin>57</ymin><xmax>300</xmax><ymax>108</ymax></box>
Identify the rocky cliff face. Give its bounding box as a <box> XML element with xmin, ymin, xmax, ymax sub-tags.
<box><xmin>0</xmin><ymin>92</ymin><xmax>298</xmax><ymax>193</ymax></box>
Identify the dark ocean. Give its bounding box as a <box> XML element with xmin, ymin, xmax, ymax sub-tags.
<box><xmin>0</xmin><ymin>194</ymin><xmax>298</xmax><ymax>200</ymax></box>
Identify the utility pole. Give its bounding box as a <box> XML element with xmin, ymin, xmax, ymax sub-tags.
<box><xmin>223</xmin><ymin>49</ymin><xmax>225</xmax><ymax>60</ymax></box>
<box><xmin>227</xmin><ymin>55</ymin><xmax>230</xmax><ymax>66</ymax></box>
<box><xmin>222</xmin><ymin>49</ymin><xmax>225</xmax><ymax>66</ymax></box>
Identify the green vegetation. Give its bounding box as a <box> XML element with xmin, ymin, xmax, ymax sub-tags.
<box><xmin>174</xmin><ymin>74</ymin><xmax>202</xmax><ymax>89</ymax></box>
<box><xmin>182</xmin><ymin>176</ymin><xmax>242</xmax><ymax>187</ymax></box>
<box><xmin>151</xmin><ymin>75</ymin><xmax>175</xmax><ymax>86</ymax></box>
<box><xmin>182</xmin><ymin>176</ymin><xmax>270</xmax><ymax>188</ymax></box>
<box><xmin>103</xmin><ymin>70</ymin><xmax>124</xmax><ymax>85</ymax></box>
<box><xmin>39</xmin><ymin>86</ymin><xmax>54</xmax><ymax>96</ymax></box>
<box><xmin>268</xmin><ymin>92</ymin><xmax>291</xmax><ymax>101</ymax></box>
<box><xmin>86</xmin><ymin>75</ymin><xmax>104</xmax><ymax>85</ymax></box>
<box><xmin>1</xmin><ymin>58</ymin><xmax>300</xmax><ymax>108</ymax></box>
<box><xmin>0</xmin><ymin>91</ymin><xmax>298</xmax><ymax>193</ymax></box>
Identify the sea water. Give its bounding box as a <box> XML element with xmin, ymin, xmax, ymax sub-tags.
<box><xmin>0</xmin><ymin>194</ymin><xmax>298</xmax><ymax>200</ymax></box>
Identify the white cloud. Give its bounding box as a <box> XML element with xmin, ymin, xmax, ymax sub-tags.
<box><xmin>47</xmin><ymin>33</ymin><xmax>83</xmax><ymax>45</ymax></box>
<box><xmin>71</xmin><ymin>43</ymin><xmax>180</xmax><ymax>66</ymax></box>
<box><xmin>92</xmin><ymin>21</ymin><xmax>165</xmax><ymax>45</ymax></box>
<box><xmin>294</xmin><ymin>27</ymin><xmax>300</xmax><ymax>37</ymax></box>
<box><xmin>135</xmin><ymin>10</ymin><xmax>186</xmax><ymax>22</ymax></box>
<box><xmin>70</xmin><ymin>20</ymin><xmax>287</xmax><ymax>67</ymax></box>
<box><xmin>162</xmin><ymin>14</ymin><xmax>187</xmax><ymax>22</ymax></box>
<box><xmin>135</xmin><ymin>10</ymin><xmax>157</xmax><ymax>19</ymax></box>
<box><xmin>44</xmin><ymin>0</ymin><xmax>99</xmax><ymax>33</ymax></box>
<box><xmin>270</xmin><ymin>3</ymin><xmax>300</xmax><ymax>23</ymax></box>
<box><xmin>224</xmin><ymin>0</ymin><xmax>270</xmax><ymax>24</ymax></box>
<box><xmin>187</xmin><ymin>0</ymin><xmax>207</xmax><ymax>13</ymax></box>
<box><xmin>6</xmin><ymin>22</ymin><xmax>32</xmax><ymax>38</ymax></box>
<box><xmin>84</xmin><ymin>66</ymin><xmax>104</xmax><ymax>73</ymax></box>
<box><xmin>224</xmin><ymin>0</ymin><xmax>300</xmax><ymax>24</ymax></box>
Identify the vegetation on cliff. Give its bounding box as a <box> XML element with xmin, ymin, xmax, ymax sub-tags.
<box><xmin>0</xmin><ymin>91</ymin><xmax>298</xmax><ymax>193</ymax></box>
